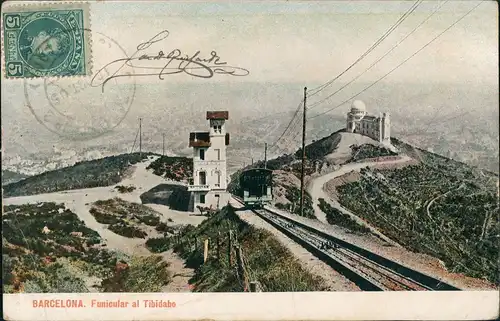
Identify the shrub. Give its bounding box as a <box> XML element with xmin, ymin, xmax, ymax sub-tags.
<box><xmin>101</xmin><ymin>256</ymin><xmax>171</xmax><ymax>292</ymax></box>
<box><xmin>146</xmin><ymin>237</ymin><xmax>172</xmax><ymax>253</ymax></box>
<box><xmin>318</xmin><ymin>198</ymin><xmax>370</xmax><ymax>234</ymax></box>
<box><xmin>137</xmin><ymin>214</ymin><xmax>160</xmax><ymax>227</ymax></box>
<box><xmin>147</xmin><ymin>156</ymin><xmax>193</xmax><ymax>182</ymax></box>
<box><xmin>108</xmin><ymin>223</ymin><xmax>147</xmax><ymax>239</ymax></box>
<box><xmin>155</xmin><ymin>222</ymin><xmax>175</xmax><ymax>234</ymax></box>
<box><xmin>89</xmin><ymin>208</ymin><xmax>121</xmax><ymax>225</ymax></box>
<box><xmin>115</xmin><ymin>185</ymin><xmax>136</xmax><ymax>193</ymax></box>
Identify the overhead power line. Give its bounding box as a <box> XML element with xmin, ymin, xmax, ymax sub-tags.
<box><xmin>271</xmin><ymin>0</ymin><xmax>423</xmax><ymax>157</ymax></box>
<box><xmin>130</xmin><ymin>125</ymin><xmax>139</xmax><ymax>153</ymax></box>
<box><xmin>307</xmin><ymin>0</ymin><xmax>423</xmax><ymax>98</ymax></box>
<box><xmin>308</xmin><ymin>0</ymin><xmax>449</xmax><ymax>111</ymax></box>
<box><xmin>308</xmin><ymin>1</ymin><xmax>482</xmax><ymax>120</ymax></box>
<box><xmin>268</xmin><ymin>100</ymin><xmax>303</xmax><ymax>151</ymax></box>
<box><xmin>271</xmin><ymin>113</ymin><xmax>304</xmax><ymax>154</ymax></box>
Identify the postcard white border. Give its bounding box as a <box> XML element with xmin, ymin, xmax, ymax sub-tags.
<box><xmin>3</xmin><ymin>291</ymin><xmax>499</xmax><ymax>320</ymax></box>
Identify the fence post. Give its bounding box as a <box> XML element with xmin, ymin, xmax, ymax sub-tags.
<box><xmin>250</xmin><ymin>281</ymin><xmax>262</xmax><ymax>292</ymax></box>
<box><xmin>236</xmin><ymin>246</ymin><xmax>249</xmax><ymax>291</ymax></box>
<box><xmin>228</xmin><ymin>230</ymin><xmax>233</xmax><ymax>266</ymax></box>
<box><xmin>217</xmin><ymin>232</ymin><xmax>221</xmax><ymax>262</ymax></box>
<box><xmin>203</xmin><ymin>239</ymin><xmax>209</xmax><ymax>263</ymax></box>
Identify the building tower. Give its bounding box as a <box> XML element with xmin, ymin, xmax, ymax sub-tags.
<box><xmin>346</xmin><ymin>100</ymin><xmax>367</xmax><ymax>133</ymax></box>
<box><xmin>188</xmin><ymin>111</ymin><xmax>230</xmax><ymax>211</ymax></box>
<box><xmin>381</xmin><ymin>112</ymin><xmax>391</xmax><ymax>143</ymax></box>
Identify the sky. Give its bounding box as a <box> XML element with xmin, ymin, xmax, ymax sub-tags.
<box><xmin>89</xmin><ymin>0</ymin><xmax>497</xmax><ymax>84</ymax></box>
<box><xmin>1</xmin><ymin>0</ymin><xmax>498</xmax><ymax>167</ymax></box>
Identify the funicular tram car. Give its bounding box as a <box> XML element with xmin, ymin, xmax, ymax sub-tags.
<box><xmin>239</xmin><ymin>168</ymin><xmax>273</xmax><ymax>208</ymax></box>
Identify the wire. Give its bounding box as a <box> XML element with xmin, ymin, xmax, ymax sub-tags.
<box><xmin>271</xmin><ymin>114</ymin><xmax>303</xmax><ymax>155</ymax></box>
<box><xmin>130</xmin><ymin>125</ymin><xmax>139</xmax><ymax>153</ymax></box>
<box><xmin>308</xmin><ymin>1</ymin><xmax>483</xmax><ymax>120</ymax></box>
<box><xmin>268</xmin><ymin>100</ymin><xmax>304</xmax><ymax>151</ymax></box>
<box><xmin>307</xmin><ymin>0</ymin><xmax>423</xmax><ymax>98</ymax></box>
<box><xmin>308</xmin><ymin>0</ymin><xmax>449</xmax><ymax>111</ymax></box>
<box><xmin>268</xmin><ymin>0</ymin><xmax>421</xmax><ymax>156</ymax></box>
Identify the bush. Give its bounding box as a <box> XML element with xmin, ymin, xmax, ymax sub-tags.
<box><xmin>318</xmin><ymin>198</ymin><xmax>370</xmax><ymax>234</ymax></box>
<box><xmin>108</xmin><ymin>223</ymin><xmax>147</xmax><ymax>239</ymax></box>
<box><xmin>137</xmin><ymin>214</ymin><xmax>160</xmax><ymax>227</ymax></box>
<box><xmin>155</xmin><ymin>222</ymin><xmax>175</xmax><ymax>234</ymax></box>
<box><xmin>101</xmin><ymin>256</ymin><xmax>171</xmax><ymax>292</ymax></box>
<box><xmin>350</xmin><ymin>144</ymin><xmax>397</xmax><ymax>162</ymax></box>
<box><xmin>115</xmin><ymin>185</ymin><xmax>136</xmax><ymax>193</ymax></box>
<box><xmin>89</xmin><ymin>208</ymin><xmax>121</xmax><ymax>225</ymax></box>
<box><xmin>172</xmin><ymin>207</ymin><xmax>326</xmax><ymax>292</ymax></box>
<box><xmin>147</xmin><ymin>156</ymin><xmax>193</xmax><ymax>182</ymax></box>
<box><xmin>146</xmin><ymin>237</ymin><xmax>172</xmax><ymax>253</ymax></box>
<box><xmin>22</xmin><ymin>262</ymin><xmax>89</xmax><ymax>293</ymax></box>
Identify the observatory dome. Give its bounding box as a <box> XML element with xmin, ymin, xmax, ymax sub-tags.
<box><xmin>351</xmin><ymin>100</ymin><xmax>366</xmax><ymax>113</ymax></box>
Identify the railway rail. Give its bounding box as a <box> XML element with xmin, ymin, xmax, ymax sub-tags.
<box><xmin>232</xmin><ymin>196</ymin><xmax>460</xmax><ymax>291</ymax></box>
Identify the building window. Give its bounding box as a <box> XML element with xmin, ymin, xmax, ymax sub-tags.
<box><xmin>215</xmin><ymin>149</ymin><xmax>220</xmax><ymax>160</ymax></box>
<box><xmin>215</xmin><ymin>171</ymin><xmax>221</xmax><ymax>187</ymax></box>
<box><xmin>199</xmin><ymin>171</ymin><xmax>206</xmax><ymax>185</ymax></box>
<box><xmin>199</xmin><ymin>194</ymin><xmax>205</xmax><ymax>204</ymax></box>
<box><xmin>213</xmin><ymin>125</ymin><xmax>222</xmax><ymax>133</ymax></box>
<box><xmin>199</xmin><ymin>149</ymin><xmax>205</xmax><ymax>160</ymax></box>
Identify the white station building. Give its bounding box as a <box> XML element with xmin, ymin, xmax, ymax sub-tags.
<box><xmin>346</xmin><ymin>100</ymin><xmax>391</xmax><ymax>143</ymax></box>
<box><xmin>188</xmin><ymin>111</ymin><xmax>231</xmax><ymax>211</ymax></box>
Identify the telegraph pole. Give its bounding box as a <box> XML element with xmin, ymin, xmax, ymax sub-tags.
<box><xmin>162</xmin><ymin>133</ymin><xmax>165</xmax><ymax>156</ymax></box>
<box><xmin>264</xmin><ymin>143</ymin><xmax>267</xmax><ymax>169</ymax></box>
<box><xmin>300</xmin><ymin>87</ymin><xmax>307</xmax><ymax>217</ymax></box>
<box><xmin>139</xmin><ymin>118</ymin><xmax>142</xmax><ymax>158</ymax></box>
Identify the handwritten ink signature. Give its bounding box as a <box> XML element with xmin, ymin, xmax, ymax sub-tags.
<box><xmin>91</xmin><ymin>30</ymin><xmax>250</xmax><ymax>91</ymax></box>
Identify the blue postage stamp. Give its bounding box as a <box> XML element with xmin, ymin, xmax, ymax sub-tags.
<box><xmin>2</xmin><ymin>2</ymin><xmax>91</xmax><ymax>78</ymax></box>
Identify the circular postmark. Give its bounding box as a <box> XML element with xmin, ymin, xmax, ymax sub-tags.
<box><xmin>24</xmin><ymin>30</ymin><xmax>136</xmax><ymax>141</ymax></box>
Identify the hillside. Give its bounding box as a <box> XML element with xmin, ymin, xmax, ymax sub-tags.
<box><xmin>229</xmin><ymin>130</ymin><xmax>398</xmax><ymax>219</ymax></box>
<box><xmin>230</xmin><ymin>130</ymin><xmax>499</xmax><ymax>284</ymax></box>
<box><xmin>2</xmin><ymin>170</ymin><xmax>30</xmax><ymax>186</ymax></box>
<box><xmin>145</xmin><ymin>205</ymin><xmax>327</xmax><ymax>292</ymax></box>
<box><xmin>2</xmin><ymin>202</ymin><xmax>172</xmax><ymax>293</ymax></box>
<box><xmin>331</xmin><ymin>138</ymin><xmax>499</xmax><ymax>283</ymax></box>
<box><xmin>2</xmin><ymin>153</ymin><xmax>193</xmax><ymax>198</ymax></box>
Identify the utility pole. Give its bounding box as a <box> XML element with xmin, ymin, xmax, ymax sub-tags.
<box><xmin>139</xmin><ymin>118</ymin><xmax>142</xmax><ymax>158</ymax></box>
<box><xmin>162</xmin><ymin>133</ymin><xmax>165</xmax><ymax>156</ymax></box>
<box><xmin>300</xmin><ymin>87</ymin><xmax>307</xmax><ymax>217</ymax></box>
<box><xmin>264</xmin><ymin>143</ymin><xmax>267</xmax><ymax>169</ymax></box>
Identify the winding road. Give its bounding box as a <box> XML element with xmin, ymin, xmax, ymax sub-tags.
<box><xmin>307</xmin><ymin>155</ymin><xmax>413</xmax><ymax>246</ymax></box>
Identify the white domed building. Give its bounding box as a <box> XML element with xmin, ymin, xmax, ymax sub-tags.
<box><xmin>346</xmin><ymin>100</ymin><xmax>391</xmax><ymax>143</ymax></box>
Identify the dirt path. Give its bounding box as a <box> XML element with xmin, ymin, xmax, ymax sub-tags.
<box><xmin>425</xmin><ymin>183</ymin><xmax>464</xmax><ymax>219</ymax></box>
<box><xmin>3</xmin><ymin>157</ymin><xmax>203</xmax><ymax>292</ymax></box>
<box><xmin>307</xmin><ymin>155</ymin><xmax>413</xmax><ymax>246</ymax></box>
<box><xmin>161</xmin><ymin>250</ymin><xmax>195</xmax><ymax>292</ymax></box>
<box><xmin>3</xmin><ymin>157</ymin><xmax>204</xmax><ymax>254</ymax></box>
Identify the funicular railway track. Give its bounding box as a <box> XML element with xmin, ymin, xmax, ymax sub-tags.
<box><xmin>233</xmin><ymin>197</ymin><xmax>460</xmax><ymax>291</ymax></box>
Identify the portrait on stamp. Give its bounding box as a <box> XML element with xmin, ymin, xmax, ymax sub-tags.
<box><xmin>3</xmin><ymin>3</ymin><xmax>90</xmax><ymax>78</ymax></box>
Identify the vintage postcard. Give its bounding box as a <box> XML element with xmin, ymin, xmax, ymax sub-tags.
<box><xmin>1</xmin><ymin>0</ymin><xmax>499</xmax><ymax>320</ymax></box>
